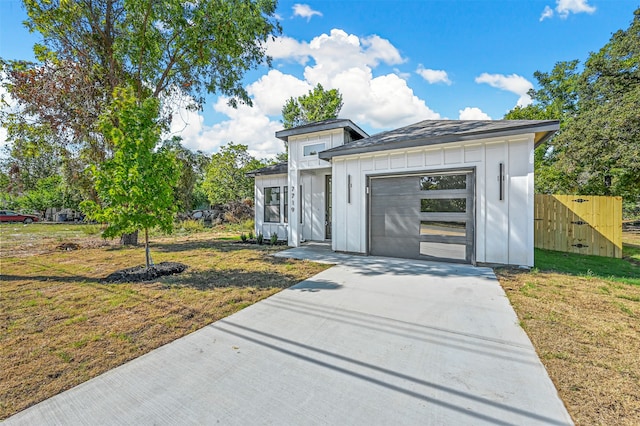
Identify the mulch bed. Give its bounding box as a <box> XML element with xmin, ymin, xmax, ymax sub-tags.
<box><xmin>102</xmin><ymin>262</ymin><xmax>188</xmax><ymax>283</ymax></box>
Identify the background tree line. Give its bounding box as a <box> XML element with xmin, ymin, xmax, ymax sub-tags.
<box><xmin>505</xmin><ymin>8</ymin><xmax>639</xmax><ymax>217</ymax></box>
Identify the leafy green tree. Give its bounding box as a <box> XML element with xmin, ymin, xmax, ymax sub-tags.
<box><xmin>202</xmin><ymin>142</ymin><xmax>265</xmax><ymax>206</ymax></box>
<box><xmin>505</xmin><ymin>8</ymin><xmax>639</xmax><ymax>204</ymax></box>
<box><xmin>553</xmin><ymin>8</ymin><xmax>640</xmax><ymax>199</ymax></box>
<box><xmin>81</xmin><ymin>87</ymin><xmax>179</xmax><ymax>269</ymax></box>
<box><xmin>282</xmin><ymin>84</ymin><xmax>343</xmax><ymax>129</ymax></box>
<box><xmin>1</xmin><ymin>0</ymin><xmax>280</xmax><ymax>202</ymax></box>
<box><xmin>161</xmin><ymin>137</ymin><xmax>210</xmax><ymax>212</ymax></box>
<box><xmin>18</xmin><ymin>175</ymin><xmax>81</xmax><ymax>217</ymax></box>
<box><xmin>504</xmin><ymin>61</ymin><xmax>581</xmax><ymax>194</ymax></box>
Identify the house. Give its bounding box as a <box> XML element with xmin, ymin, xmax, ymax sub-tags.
<box><xmin>247</xmin><ymin>118</ymin><xmax>559</xmax><ymax>267</ymax></box>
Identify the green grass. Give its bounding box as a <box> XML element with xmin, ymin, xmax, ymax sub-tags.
<box><xmin>535</xmin><ymin>248</ymin><xmax>640</xmax><ymax>285</ymax></box>
<box><xmin>623</xmin><ymin>244</ymin><xmax>640</xmax><ymax>262</ymax></box>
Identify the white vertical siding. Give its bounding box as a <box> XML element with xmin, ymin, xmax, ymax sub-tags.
<box><xmin>287</xmin><ymin>128</ymin><xmax>346</xmax><ymax>244</ymax></box>
<box><xmin>331</xmin><ymin>134</ymin><xmax>535</xmax><ymax>266</ymax></box>
<box><xmin>507</xmin><ymin>138</ymin><xmax>535</xmax><ymax>266</ymax></box>
<box><xmin>254</xmin><ymin>175</ymin><xmax>288</xmax><ymax>240</ymax></box>
<box><xmin>483</xmin><ymin>142</ymin><xmax>508</xmax><ymax>264</ymax></box>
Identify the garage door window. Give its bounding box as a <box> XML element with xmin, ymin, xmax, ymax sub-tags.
<box><xmin>420</xmin><ymin>198</ymin><xmax>466</xmax><ymax>212</ymax></box>
<box><xmin>420</xmin><ymin>221</ymin><xmax>466</xmax><ymax>237</ymax></box>
<box><xmin>420</xmin><ymin>174</ymin><xmax>466</xmax><ymax>190</ymax></box>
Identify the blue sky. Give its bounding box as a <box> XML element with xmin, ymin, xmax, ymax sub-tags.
<box><xmin>0</xmin><ymin>0</ymin><xmax>637</xmax><ymax>157</ymax></box>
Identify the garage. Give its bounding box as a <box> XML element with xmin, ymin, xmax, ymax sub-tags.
<box><xmin>369</xmin><ymin>170</ymin><xmax>475</xmax><ymax>263</ymax></box>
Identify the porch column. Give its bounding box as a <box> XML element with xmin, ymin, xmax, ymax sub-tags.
<box><xmin>288</xmin><ymin>169</ymin><xmax>300</xmax><ymax>247</ymax></box>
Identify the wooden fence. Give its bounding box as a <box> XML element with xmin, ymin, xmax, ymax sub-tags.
<box><xmin>534</xmin><ymin>194</ymin><xmax>622</xmax><ymax>258</ymax></box>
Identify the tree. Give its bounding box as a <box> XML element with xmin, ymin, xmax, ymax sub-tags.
<box><xmin>161</xmin><ymin>137</ymin><xmax>210</xmax><ymax>212</ymax></box>
<box><xmin>202</xmin><ymin>142</ymin><xmax>265</xmax><ymax>206</ymax></box>
<box><xmin>282</xmin><ymin>84</ymin><xmax>343</xmax><ymax>129</ymax></box>
<box><xmin>81</xmin><ymin>87</ymin><xmax>179</xmax><ymax>269</ymax></box>
<box><xmin>18</xmin><ymin>175</ymin><xmax>81</xmax><ymax>218</ymax></box>
<box><xmin>553</xmin><ymin>8</ymin><xmax>640</xmax><ymax>199</ymax></box>
<box><xmin>504</xmin><ymin>60</ymin><xmax>582</xmax><ymax>194</ymax></box>
<box><xmin>1</xmin><ymin>0</ymin><xmax>280</xmax><ymax>202</ymax></box>
<box><xmin>504</xmin><ymin>8</ymin><xmax>640</xmax><ymax>204</ymax></box>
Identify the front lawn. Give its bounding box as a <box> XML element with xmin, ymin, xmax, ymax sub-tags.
<box><xmin>496</xmin><ymin>232</ymin><xmax>640</xmax><ymax>425</ymax></box>
<box><xmin>0</xmin><ymin>224</ymin><xmax>329</xmax><ymax>419</ymax></box>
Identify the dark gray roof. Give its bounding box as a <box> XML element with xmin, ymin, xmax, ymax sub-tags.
<box><xmin>245</xmin><ymin>162</ymin><xmax>287</xmax><ymax>177</ymax></box>
<box><xmin>318</xmin><ymin>119</ymin><xmax>560</xmax><ymax>161</ymax></box>
<box><xmin>276</xmin><ymin>119</ymin><xmax>369</xmax><ymax>142</ymax></box>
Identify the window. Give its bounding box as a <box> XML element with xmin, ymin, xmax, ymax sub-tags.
<box><xmin>264</xmin><ymin>187</ymin><xmax>280</xmax><ymax>223</ymax></box>
<box><xmin>420</xmin><ymin>221</ymin><xmax>466</xmax><ymax>237</ymax></box>
<box><xmin>420</xmin><ymin>198</ymin><xmax>466</xmax><ymax>213</ymax></box>
<box><xmin>283</xmin><ymin>186</ymin><xmax>288</xmax><ymax>223</ymax></box>
<box><xmin>303</xmin><ymin>143</ymin><xmax>325</xmax><ymax>157</ymax></box>
<box><xmin>420</xmin><ymin>174</ymin><xmax>467</xmax><ymax>191</ymax></box>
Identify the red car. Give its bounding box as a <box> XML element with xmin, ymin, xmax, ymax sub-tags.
<box><xmin>0</xmin><ymin>210</ymin><xmax>40</xmax><ymax>224</ymax></box>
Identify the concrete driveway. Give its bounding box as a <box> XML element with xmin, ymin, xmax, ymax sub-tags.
<box><xmin>6</xmin><ymin>248</ymin><xmax>573</xmax><ymax>425</ymax></box>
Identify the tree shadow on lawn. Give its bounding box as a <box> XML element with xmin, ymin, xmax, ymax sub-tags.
<box><xmin>1</xmin><ymin>267</ymin><xmax>301</xmax><ymax>291</ymax></box>
<box><xmin>0</xmin><ymin>274</ymin><xmax>100</xmax><ymax>284</ymax></box>
<box><xmin>104</xmin><ymin>239</ymin><xmax>283</xmax><ymax>254</ymax></box>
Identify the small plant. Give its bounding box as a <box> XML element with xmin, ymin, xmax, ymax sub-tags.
<box><xmin>248</xmin><ymin>230</ymin><xmax>254</xmax><ymax>240</ymax></box>
<box><xmin>240</xmin><ymin>233</ymin><xmax>247</xmax><ymax>242</ymax></box>
<box><xmin>270</xmin><ymin>232</ymin><xmax>278</xmax><ymax>245</ymax></box>
<box><xmin>81</xmin><ymin>224</ymin><xmax>102</xmax><ymax>235</ymax></box>
<box><xmin>256</xmin><ymin>232</ymin><xmax>264</xmax><ymax>245</ymax></box>
<box><xmin>179</xmin><ymin>219</ymin><xmax>205</xmax><ymax>234</ymax></box>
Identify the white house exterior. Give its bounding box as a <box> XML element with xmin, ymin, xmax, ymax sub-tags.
<box><xmin>249</xmin><ymin>119</ymin><xmax>559</xmax><ymax>267</ymax></box>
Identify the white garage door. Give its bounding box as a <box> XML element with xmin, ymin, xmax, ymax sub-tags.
<box><xmin>369</xmin><ymin>170</ymin><xmax>475</xmax><ymax>263</ymax></box>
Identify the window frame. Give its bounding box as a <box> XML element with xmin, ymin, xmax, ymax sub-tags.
<box><xmin>303</xmin><ymin>143</ymin><xmax>326</xmax><ymax>157</ymax></box>
<box><xmin>263</xmin><ymin>186</ymin><xmax>281</xmax><ymax>223</ymax></box>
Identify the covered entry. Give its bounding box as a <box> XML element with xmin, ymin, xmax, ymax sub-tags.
<box><xmin>369</xmin><ymin>170</ymin><xmax>475</xmax><ymax>263</ymax></box>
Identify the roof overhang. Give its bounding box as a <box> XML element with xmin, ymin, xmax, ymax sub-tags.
<box><xmin>245</xmin><ymin>162</ymin><xmax>288</xmax><ymax>178</ymax></box>
<box><xmin>276</xmin><ymin>119</ymin><xmax>369</xmax><ymax>143</ymax></box>
<box><xmin>319</xmin><ymin>120</ymin><xmax>560</xmax><ymax>161</ymax></box>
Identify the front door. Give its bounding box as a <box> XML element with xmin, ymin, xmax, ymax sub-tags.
<box><xmin>325</xmin><ymin>175</ymin><xmax>332</xmax><ymax>239</ymax></box>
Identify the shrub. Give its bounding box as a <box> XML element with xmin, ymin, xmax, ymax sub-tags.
<box><xmin>81</xmin><ymin>224</ymin><xmax>102</xmax><ymax>236</ymax></box>
<box><xmin>179</xmin><ymin>219</ymin><xmax>205</xmax><ymax>234</ymax></box>
<box><xmin>248</xmin><ymin>230</ymin><xmax>254</xmax><ymax>240</ymax></box>
<box><xmin>240</xmin><ymin>233</ymin><xmax>247</xmax><ymax>242</ymax></box>
<box><xmin>256</xmin><ymin>232</ymin><xmax>264</xmax><ymax>245</ymax></box>
<box><xmin>270</xmin><ymin>232</ymin><xmax>278</xmax><ymax>245</ymax></box>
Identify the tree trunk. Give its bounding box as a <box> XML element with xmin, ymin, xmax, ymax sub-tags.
<box><xmin>120</xmin><ymin>231</ymin><xmax>138</xmax><ymax>245</ymax></box>
<box><xmin>144</xmin><ymin>228</ymin><xmax>153</xmax><ymax>269</ymax></box>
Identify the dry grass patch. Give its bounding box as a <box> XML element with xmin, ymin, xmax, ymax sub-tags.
<box><xmin>0</xmin><ymin>226</ymin><xmax>329</xmax><ymax>419</ymax></box>
<box><xmin>496</xmin><ymin>231</ymin><xmax>640</xmax><ymax>425</ymax></box>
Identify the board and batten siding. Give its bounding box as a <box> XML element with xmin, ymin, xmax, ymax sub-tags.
<box><xmin>331</xmin><ymin>134</ymin><xmax>536</xmax><ymax>266</ymax></box>
<box><xmin>254</xmin><ymin>174</ymin><xmax>288</xmax><ymax>239</ymax></box>
<box><xmin>287</xmin><ymin>128</ymin><xmax>350</xmax><ymax>245</ymax></box>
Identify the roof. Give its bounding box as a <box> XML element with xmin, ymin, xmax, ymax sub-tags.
<box><xmin>275</xmin><ymin>119</ymin><xmax>369</xmax><ymax>142</ymax></box>
<box><xmin>318</xmin><ymin>119</ymin><xmax>560</xmax><ymax>161</ymax></box>
<box><xmin>245</xmin><ymin>162</ymin><xmax>288</xmax><ymax>178</ymax></box>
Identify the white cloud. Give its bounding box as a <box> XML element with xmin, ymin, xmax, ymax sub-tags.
<box><xmin>247</xmin><ymin>70</ymin><xmax>311</xmax><ymax>116</ymax></box>
<box><xmin>265</xmin><ymin>35</ymin><xmax>311</xmax><ymax>65</ymax></box>
<box><xmin>172</xmin><ymin>29</ymin><xmax>443</xmax><ymax>158</ymax></box>
<box><xmin>361</xmin><ymin>35</ymin><xmax>405</xmax><ymax>67</ymax></box>
<box><xmin>292</xmin><ymin>4</ymin><xmax>322</xmax><ymax>21</ymax></box>
<box><xmin>540</xmin><ymin>0</ymin><xmax>596</xmax><ymax>21</ymax></box>
<box><xmin>475</xmin><ymin>72</ymin><xmax>533</xmax><ymax>107</ymax></box>
<box><xmin>416</xmin><ymin>65</ymin><xmax>451</xmax><ymax>85</ymax></box>
<box><xmin>458</xmin><ymin>107</ymin><xmax>492</xmax><ymax>120</ymax></box>
<box><xmin>169</xmin><ymin>99</ymin><xmax>284</xmax><ymax>159</ymax></box>
<box><xmin>0</xmin><ymin>80</ymin><xmax>16</xmax><ymax>152</ymax></box>
<box><xmin>540</xmin><ymin>5</ymin><xmax>554</xmax><ymax>21</ymax></box>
